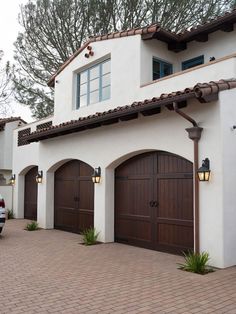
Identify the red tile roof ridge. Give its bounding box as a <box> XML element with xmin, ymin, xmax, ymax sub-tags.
<box><xmin>0</xmin><ymin>116</ymin><xmax>26</xmax><ymax>125</ymax></box>
<box><xmin>47</xmin><ymin>9</ymin><xmax>236</xmax><ymax>87</ymax></box>
<box><xmin>29</xmin><ymin>78</ymin><xmax>236</xmax><ymax>138</ymax></box>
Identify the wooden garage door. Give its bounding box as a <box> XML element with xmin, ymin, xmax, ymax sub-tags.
<box><xmin>54</xmin><ymin>160</ymin><xmax>94</xmax><ymax>234</ymax></box>
<box><xmin>24</xmin><ymin>166</ymin><xmax>38</xmax><ymax>220</ymax></box>
<box><xmin>115</xmin><ymin>152</ymin><xmax>193</xmax><ymax>254</ymax></box>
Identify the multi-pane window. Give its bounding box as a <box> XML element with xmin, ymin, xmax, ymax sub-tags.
<box><xmin>153</xmin><ymin>58</ymin><xmax>173</xmax><ymax>81</ymax></box>
<box><xmin>182</xmin><ymin>55</ymin><xmax>204</xmax><ymax>70</ymax></box>
<box><xmin>77</xmin><ymin>59</ymin><xmax>111</xmax><ymax>108</ymax></box>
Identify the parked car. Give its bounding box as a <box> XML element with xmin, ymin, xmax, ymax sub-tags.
<box><xmin>0</xmin><ymin>194</ymin><xmax>6</xmax><ymax>234</ymax></box>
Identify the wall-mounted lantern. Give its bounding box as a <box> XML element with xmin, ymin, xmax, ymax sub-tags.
<box><xmin>92</xmin><ymin>167</ymin><xmax>101</xmax><ymax>184</ymax></box>
<box><xmin>36</xmin><ymin>170</ymin><xmax>43</xmax><ymax>184</ymax></box>
<box><xmin>197</xmin><ymin>158</ymin><xmax>211</xmax><ymax>182</ymax></box>
<box><xmin>10</xmin><ymin>174</ymin><xmax>16</xmax><ymax>185</ymax></box>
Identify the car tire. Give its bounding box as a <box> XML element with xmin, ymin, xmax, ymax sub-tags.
<box><xmin>0</xmin><ymin>227</ymin><xmax>2</xmax><ymax>234</ymax></box>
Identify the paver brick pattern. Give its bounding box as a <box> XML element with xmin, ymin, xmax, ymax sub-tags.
<box><xmin>1</xmin><ymin>219</ymin><xmax>236</xmax><ymax>314</ymax></box>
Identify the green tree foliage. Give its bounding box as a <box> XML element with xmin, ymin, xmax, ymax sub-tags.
<box><xmin>0</xmin><ymin>51</ymin><xmax>13</xmax><ymax>116</ymax></box>
<box><xmin>12</xmin><ymin>0</ymin><xmax>235</xmax><ymax>118</ymax></box>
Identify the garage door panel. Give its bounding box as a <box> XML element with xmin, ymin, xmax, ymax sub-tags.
<box><xmin>115</xmin><ymin>151</ymin><xmax>193</xmax><ymax>254</ymax></box>
<box><xmin>157</xmin><ymin>223</ymin><xmax>194</xmax><ymax>249</ymax></box>
<box><xmin>54</xmin><ymin>207</ymin><xmax>77</xmax><ymax>231</ymax></box>
<box><xmin>116</xmin><ymin>218</ymin><xmax>152</xmax><ymax>243</ymax></box>
<box><xmin>117</xmin><ymin>154</ymin><xmax>153</xmax><ymax>176</ymax></box>
<box><xmin>158</xmin><ymin>178</ymin><xmax>193</xmax><ymax>220</ymax></box>
<box><xmin>116</xmin><ymin>179</ymin><xmax>151</xmax><ymax>216</ymax></box>
<box><xmin>54</xmin><ymin>160</ymin><xmax>94</xmax><ymax>234</ymax></box>
<box><xmin>158</xmin><ymin>154</ymin><xmax>193</xmax><ymax>174</ymax></box>
<box><xmin>79</xmin><ymin>162</ymin><xmax>93</xmax><ymax>176</ymax></box>
<box><xmin>78</xmin><ymin>210</ymin><xmax>94</xmax><ymax>231</ymax></box>
<box><xmin>79</xmin><ymin>180</ymin><xmax>94</xmax><ymax>210</ymax></box>
<box><xmin>24</xmin><ymin>166</ymin><xmax>38</xmax><ymax>221</ymax></box>
<box><xmin>55</xmin><ymin>180</ymin><xmax>76</xmax><ymax>207</ymax></box>
<box><xmin>56</xmin><ymin>161</ymin><xmax>79</xmax><ymax>178</ymax></box>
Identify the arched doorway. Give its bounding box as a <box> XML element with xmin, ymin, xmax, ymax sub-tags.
<box><xmin>115</xmin><ymin>151</ymin><xmax>193</xmax><ymax>254</ymax></box>
<box><xmin>24</xmin><ymin>166</ymin><xmax>38</xmax><ymax>220</ymax></box>
<box><xmin>54</xmin><ymin>160</ymin><xmax>94</xmax><ymax>233</ymax></box>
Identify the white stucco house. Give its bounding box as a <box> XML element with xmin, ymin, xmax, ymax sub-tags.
<box><xmin>0</xmin><ymin>117</ymin><xmax>25</xmax><ymax>209</ymax></box>
<box><xmin>12</xmin><ymin>10</ymin><xmax>236</xmax><ymax>268</ymax></box>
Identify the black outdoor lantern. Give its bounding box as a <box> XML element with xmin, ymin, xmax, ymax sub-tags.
<box><xmin>36</xmin><ymin>170</ymin><xmax>43</xmax><ymax>184</ymax></box>
<box><xmin>10</xmin><ymin>174</ymin><xmax>16</xmax><ymax>185</ymax></box>
<box><xmin>197</xmin><ymin>158</ymin><xmax>211</xmax><ymax>182</ymax></box>
<box><xmin>92</xmin><ymin>167</ymin><xmax>101</xmax><ymax>184</ymax></box>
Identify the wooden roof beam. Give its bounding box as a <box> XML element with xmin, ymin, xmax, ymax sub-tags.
<box><xmin>220</xmin><ymin>23</ymin><xmax>234</xmax><ymax>32</ymax></box>
<box><xmin>168</xmin><ymin>42</ymin><xmax>187</xmax><ymax>52</ymax></box>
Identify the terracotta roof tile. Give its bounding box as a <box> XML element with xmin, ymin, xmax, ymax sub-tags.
<box><xmin>48</xmin><ymin>9</ymin><xmax>236</xmax><ymax>87</ymax></box>
<box><xmin>0</xmin><ymin>116</ymin><xmax>26</xmax><ymax>126</ymax></box>
<box><xmin>27</xmin><ymin>79</ymin><xmax>236</xmax><ymax>142</ymax></box>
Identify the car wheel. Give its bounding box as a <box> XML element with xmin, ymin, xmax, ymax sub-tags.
<box><xmin>0</xmin><ymin>227</ymin><xmax>2</xmax><ymax>234</ymax></box>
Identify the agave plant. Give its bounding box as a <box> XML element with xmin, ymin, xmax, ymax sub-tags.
<box><xmin>82</xmin><ymin>227</ymin><xmax>99</xmax><ymax>245</ymax></box>
<box><xmin>178</xmin><ymin>251</ymin><xmax>213</xmax><ymax>274</ymax></box>
<box><xmin>7</xmin><ymin>209</ymin><xmax>15</xmax><ymax>219</ymax></box>
<box><xmin>25</xmin><ymin>221</ymin><xmax>39</xmax><ymax>231</ymax></box>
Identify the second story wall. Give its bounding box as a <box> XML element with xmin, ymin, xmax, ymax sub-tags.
<box><xmin>54</xmin><ymin>35</ymin><xmax>141</xmax><ymax>124</ymax></box>
<box><xmin>52</xmin><ymin>23</ymin><xmax>236</xmax><ymax>125</ymax></box>
<box><xmin>141</xmin><ymin>26</ymin><xmax>236</xmax><ymax>85</ymax></box>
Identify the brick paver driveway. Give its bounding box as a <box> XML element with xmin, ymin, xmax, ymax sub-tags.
<box><xmin>1</xmin><ymin>219</ymin><xmax>236</xmax><ymax>314</ymax></box>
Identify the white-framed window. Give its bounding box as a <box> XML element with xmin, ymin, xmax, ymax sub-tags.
<box><xmin>76</xmin><ymin>59</ymin><xmax>111</xmax><ymax>108</ymax></box>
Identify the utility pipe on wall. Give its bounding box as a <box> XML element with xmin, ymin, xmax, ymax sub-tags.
<box><xmin>172</xmin><ymin>102</ymin><xmax>203</xmax><ymax>254</ymax></box>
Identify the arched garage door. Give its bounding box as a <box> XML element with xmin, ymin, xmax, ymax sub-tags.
<box><xmin>115</xmin><ymin>151</ymin><xmax>193</xmax><ymax>254</ymax></box>
<box><xmin>54</xmin><ymin>160</ymin><xmax>94</xmax><ymax>234</ymax></box>
<box><xmin>24</xmin><ymin>166</ymin><xmax>38</xmax><ymax>220</ymax></box>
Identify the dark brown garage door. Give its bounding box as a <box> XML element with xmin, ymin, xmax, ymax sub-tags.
<box><xmin>115</xmin><ymin>151</ymin><xmax>193</xmax><ymax>254</ymax></box>
<box><xmin>54</xmin><ymin>160</ymin><xmax>94</xmax><ymax>234</ymax></box>
<box><xmin>24</xmin><ymin>166</ymin><xmax>38</xmax><ymax>220</ymax></box>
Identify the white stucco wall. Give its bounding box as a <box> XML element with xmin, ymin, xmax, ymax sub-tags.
<box><xmin>13</xmin><ymin>93</ymin><xmax>232</xmax><ymax>268</ymax></box>
<box><xmin>0</xmin><ymin>120</ymin><xmax>23</xmax><ymax>171</ymax></box>
<box><xmin>53</xmin><ymin>32</ymin><xmax>236</xmax><ymax>128</ymax></box>
<box><xmin>141</xmin><ymin>26</ymin><xmax>236</xmax><ymax>84</ymax></box>
<box><xmin>11</xmin><ymin>29</ymin><xmax>236</xmax><ymax>269</ymax></box>
<box><xmin>54</xmin><ymin>36</ymin><xmax>141</xmax><ymax>124</ymax></box>
<box><xmin>12</xmin><ymin>126</ymin><xmax>39</xmax><ymax>219</ymax></box>
<box><xmin>219</xmin><ymin>90</ymin><xmax>236</xmax><ymax>267</ymax></box>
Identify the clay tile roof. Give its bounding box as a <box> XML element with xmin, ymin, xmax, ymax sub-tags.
<box><xmin>47</xmin><ymin>9</ymin><xmax>236</xmax><ymax>87</ymax></box>
<box><xmin>26</xmin><ymin>78</ymin><xmax>236</xmax><ymax>142</ymax></box>
<box><xmin>0</xmin><ymin>116</ymin><xmax>26</xmax><ymax>126</ymax></box>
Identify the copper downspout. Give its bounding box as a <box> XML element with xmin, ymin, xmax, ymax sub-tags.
<box><xmin>173</xmin><ymin>102</ymin><xmax>203</xmax><ymax>254</ymax></box>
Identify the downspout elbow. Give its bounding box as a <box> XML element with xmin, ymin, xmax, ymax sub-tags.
<box><xmin>173</xmin><ymin>102</ymin><xmax>198</xmax><ymax>127</ymax></box>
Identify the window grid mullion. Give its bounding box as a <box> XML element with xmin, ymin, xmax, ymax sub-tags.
<box><xmin>99</xmin><ymin>63</ymin><xmax>102</xmax><ymax>102</ymax></box>
<box><xmin>87</xmin><ymin>69</ymin><xmax>90</xmax><ymax>106</ymax></box>
<box><xmin>77</xmin><ymin>74</ymin><xmax>80</xmax><ymax>109</ymax></box>
<box><xmin>77</xmin><ymin>59</ymin><xmax>110</xmax><ymax>108</ymax></box>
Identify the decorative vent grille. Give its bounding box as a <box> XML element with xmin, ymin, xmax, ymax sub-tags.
<box><xmin>18</xmin><ymin>128</ymin><xmax>31</xmax><ymax>146</ymax></box>
<box><xmin>36</xmin><ymin>121</ymin><xmax>52</xmax><ymax>130</ymax></box>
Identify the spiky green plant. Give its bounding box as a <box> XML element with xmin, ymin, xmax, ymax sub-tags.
<box><xmin>82</xmin><ymin>227</ymin><xmax>99</xmax><ymax>245</ymax></box>
<box><xmin>25</xmin><ymin>221</ymin><xmax>39</xmax><ymax>231</ymax></box>
<box><xmin>178</xmin><ymin>251</ymin><xmax>213</xmax><ymax>274</ymax></box>
<box><xmin>7</xmin><ymin>209</ymin><xmax>15</xmax><ymax>219</ymax></box>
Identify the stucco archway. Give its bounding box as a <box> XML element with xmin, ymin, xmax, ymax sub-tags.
<box><xmin>54</xmin><ymin>159</ymin><xmax>94</xmax><ymax>234</ymax></box>
<box><xmin>97</xmin><ymin>149</ymin><xmax>193</xmax><ymax>247</ymax></box>
<box><xmin>114</xmin><ymin>151</ymin><xmax>194</xmax><ymax>254</ymax></box>
<box><xmin>39</xmin><ymin>158</ymin><xmax>95</xmax><ymax>231</ymax></box>
<box><xmin>14</xmin><ymin>165</ymin><xmax>39</xmax><ymax>220</ymax></box>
